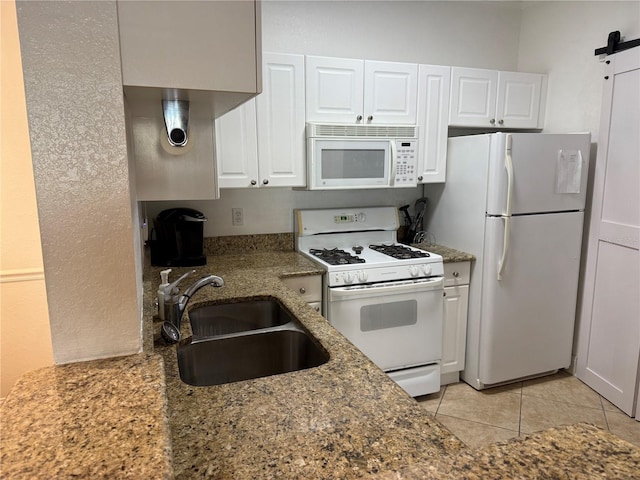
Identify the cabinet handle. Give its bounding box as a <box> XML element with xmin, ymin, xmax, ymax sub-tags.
<box><xmin>490</xmin><ymin>118</ymin><xmax>496</xmax><ymax>125</ymax></box>
<box><xmin>299</xmin><ymin>287</ymin><xmax>306</xmax><ymax>294</ymax></box>
<box><xmin>263</xmin><ymin>179</ymin><xmax>269</xmax><ymax>185</ymax></box>
<box><xmin>367</xmin><ymin>115</ymin><xmax>373</xmax><ymax>121</ymax></box>
<box><xmin>314</xmin><ymin>305</ymin><xmax>320</xmax><ymax>312</ymax></box>
<box><xmin>498</xmin><ymin>119</ymin><xmax>504</xmax><ymax>125</ymax></box>
<box><xmin>418</xmin><ymin>175</ymin><xmax>423</xmax><ymax>181</ymax></box>
<box><xmin>453</xmin><ymin>271</ymin><xmax>459</xmax><ymax>277</ymax></box>
<box><xmin>356</xmin><ymin>115</ymin><xmax>363</xmax><ymax>121</ymax></box>
<box><xmin>443</xmin><ymin>291</ymin><xmax>447</xmax><ymax>297</ymax></box>
<box><xmin>250</xmin><ymin>179</ymin><xmax>257</xmax><ymax>186</ymax></box>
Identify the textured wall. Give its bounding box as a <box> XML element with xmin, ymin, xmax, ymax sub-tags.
<box><xmin>16</xmin><ymin>1</ymin><xmax>141</xmax><ymax>364</ymax></box>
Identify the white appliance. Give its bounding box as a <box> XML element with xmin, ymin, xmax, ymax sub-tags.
<box><xmin>306</xmin><ymin>123</ymin><xmax>418</xmax><ymax>190</ymax></box>
<box><xmin>427</xmin><ymin>132</ymin><xmax>591</xmax><ymax>390</ymax></box>
<box><xmin>295</xmin><ymin>207</ymin><xmax>444</xmax><ymax>397</ymax></box>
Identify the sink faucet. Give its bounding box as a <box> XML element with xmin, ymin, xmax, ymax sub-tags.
<box><xmin>159</xmin><ymin>270</ymin><xmax>224</xmax><ymax>343</ymax></box>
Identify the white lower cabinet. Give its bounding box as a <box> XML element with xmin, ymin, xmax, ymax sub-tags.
<box><xmin>215</xmin><ymin>52</ymin><xmax>306</xmax><ymax>188</ymax></box>
<box><xmin>441</xmin><ymin>261</ymin><xmax>470</xmax><ymax>385</ymax></box>
<box><xmin>281</xmin><ymin>275</ymin><xmax>323</xmax><ymax>314</ymax></box>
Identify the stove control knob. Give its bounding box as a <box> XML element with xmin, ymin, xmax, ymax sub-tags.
<box><xmin>343</xmin><ymin>272</ymin><xmax>354</xmax><ymax>284</ymax></box>
<box><xmin>422</xmin><ymin>265</ymin><xmax>432</xmax><ymax>276</ymax></box>
<box><xmin>410</xmin><ymin>266</ymin><xmax>419</xmax><ymax>277</ymax></box>
<box><xmin>357</xmin><ymin>271</ymin><xmax>368</xmax><ymax>283</ymax></box>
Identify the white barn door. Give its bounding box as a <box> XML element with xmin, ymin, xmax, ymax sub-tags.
<box><xmin>576</xmin><ymin>47</ymin><xmax>640</xmax><ymax>418</ymax></box>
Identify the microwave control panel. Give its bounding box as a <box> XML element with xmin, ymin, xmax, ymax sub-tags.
<box><xmin>394</xmin><ymin>140</ymin><xmax>418</xmax><ymax>187</ymax></box>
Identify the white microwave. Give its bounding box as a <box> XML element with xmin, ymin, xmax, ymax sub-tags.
<box><xmin>306</xmin><ymin>123</ymin><xmax>419</xmax><ymax>190</ymax></box>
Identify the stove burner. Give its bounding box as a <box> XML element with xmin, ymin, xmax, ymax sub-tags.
<box><xmin>309</xmin><ymin>248</ymin><xmax>366</xmax><ymax>265</ymax></box>
<box><xmin>369</xmin><ymin>243</ymin><xmax>430</xmax><ymax>260</ymax></box>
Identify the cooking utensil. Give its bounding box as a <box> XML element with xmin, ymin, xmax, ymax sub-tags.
<box><xmin>406</xmin><ymin>197</ymin><xmax>429</xmax><ymax>244</ymax></box>
<box><xmin>414</xmin><ymin>197</ymin><xmax>428</xmax><ymax>232</ymax></box>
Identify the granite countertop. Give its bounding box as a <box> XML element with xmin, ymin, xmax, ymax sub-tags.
<box><xmin>411</xmin><ymin>243</ymin><xmax>476</xmax><ymax>263</ymax></box>
<box><xmin>0</xmin><ymin>353</ymin><xmax>172</xmax><ymax>479</ymax></box>
<box><xmin>148</xmin><ymin>252</ymin><xmax>465</xmax><ymax>479</ymax></box>
<box><xmin>375</xmin><ymin>423</ymin><xmax>640</xmax><ymax>479</ymax></box>
<box><xmin>4</xmin><ymin>241</ymin><xmax>639</xmax><ymax>479</ymax></box>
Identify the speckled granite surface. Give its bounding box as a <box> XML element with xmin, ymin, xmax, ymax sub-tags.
<box><xmin>375</xmin><ymin>423</ymin><xmax>640</xmax><ymax>479</ymax></box>
<box><xmin>204</xmin><ymin>232</ymin><xmax>294</xmax><ymax>255</ymax></box>
<box><xmin>5</xmin><ymin>237</ymin><xmax>638</xmax><ymax>479</ymax></box>
<box><xmin>0</xmin><ymin>353</ymin><xmax>172</xmax><ymax>479</ymax></box>
<box><xmin>411</xmin><ymin>243</ymin><xmax>476</xmax><ymax>263</ymax></box>
<box><xmin>148</xmin><ymin>252</ymin><xmax>465</xmax><ymax>479</ymax></box>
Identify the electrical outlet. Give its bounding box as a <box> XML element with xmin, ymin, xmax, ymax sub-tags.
<box><xmin>232</xmin><ymin>208</ymin><xmax>244</xmax><ymax>226</ymax></box>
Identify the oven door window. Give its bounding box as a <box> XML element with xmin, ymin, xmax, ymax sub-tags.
<box><xmin>361</xmin><ymin>300</ymin><xmax>417</xmax><ymax>331</ymax></box>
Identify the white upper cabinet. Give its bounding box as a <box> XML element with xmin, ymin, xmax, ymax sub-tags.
<box><xmin>305</xmin><ymin>56</ymin><xmax>364</xmax><ymax>124</ymax></box>
<box><xmin>363</xmin><ymin>61</ymin><xmax>419</xmax><ymax>124</ymax></box>
<box><xmin>306</xmin><ymin>56</ymin><xmax>418</xmax><ymax>124</ymax></box>
<box><xmin>216</xmin><ymin>53</ymin><xmax>306</xmax><ymax>188</ymax></box>
<box><xmin>496</xmin><ymin>71</ymin><xmax>544</xmax><ymax>129</ymax></box>
<box><xmin>255</xmin><ymin>53</ymin><xmax>307</xmax><ymax>187</ymax></box>
<box><xmin>416</xmin><ymin>65</ymin><xmax>451</xmax><ymax>183</ymax></box>
<box><xmin>449</xmin><ymin>67</ymin><xmax>546</xmax><ymax>129</ymax></box>
<box><xmin>215</xmin><ymin>99</ymin><xmax>259</xmax><ymax>188</ymax></box>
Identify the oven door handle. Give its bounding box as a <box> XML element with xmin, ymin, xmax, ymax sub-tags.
<box><xmin>329</xmin><ymin>276</ymin><xmax>444</xmax><ymax>300</ymax></box>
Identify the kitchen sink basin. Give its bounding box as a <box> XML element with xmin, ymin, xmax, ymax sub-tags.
<box><xmin>177</xmin><ymin>327</ymin><xmax>329</xmax><ymax>386</ymax></box>
<box><xmin>187</xmin><ymin>299</ymin><xmax>292</xmax><ymax>339</ymax></box>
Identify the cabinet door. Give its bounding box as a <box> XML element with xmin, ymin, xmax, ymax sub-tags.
<box><xmin>416</xmin><ymin>65</ymin><xmax>450</xmax><ymax>183</ymax></box>
<box><xmin>363</xmin><ymin>60</ymin><xmax>418</xmax><ymax>124</ymax></box>
<box><xmin>215</xmin><ymin>99</ymin><xmax>259</xmax><ymax>188</ymax></box>
<box><xmin>449</xmin><ymin>67</ymin><xmax>498</xmax><ymax>127</ymax></box>
<box><xmin>496</xmin><ymin>72</ymin><xmax>543</xmax><ymax>129</ymax></box>
<box><xmin>305</xmin><ymin>56</ymin><xmax>364</xmax><ymax>123</ymax></box>
<box><xmin>256</xmin><ymin>53</ymin><xmax>306</xmax><ymax>187</ymax></box>
<box><xmin>442</xmin><ymin>284</ymin><xmax>469</xmax><ymax>375</ymax></box>
<box><xmin>576</xmin><ymin>47</ymin><xmax>640</xmax><ymax>417</ymax></box>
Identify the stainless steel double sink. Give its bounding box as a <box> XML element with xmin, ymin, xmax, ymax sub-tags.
<box><xmin>176</xmin><ymin>298</ymin><xmax>329</xmax><ymax>386</ymax></box>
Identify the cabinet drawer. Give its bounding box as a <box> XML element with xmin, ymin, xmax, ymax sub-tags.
<box><xmin>444</xmin><ymin>261</ymin><xmax>470</xmax><ymax>287</ymax></box>
<box><xmin>282</xmin><ymin>275</ymin><xmax>322</xmax><ymax>303</ymax></box>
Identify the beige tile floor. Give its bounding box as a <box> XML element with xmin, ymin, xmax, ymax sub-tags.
<box><xmin>416</xmin><ymin>371</ymin><xmax>640</xmax><ymax>449</ymax></box>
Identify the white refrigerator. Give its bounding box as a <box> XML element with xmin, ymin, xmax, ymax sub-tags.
<box><xmin>427</xmin><ymin>132</ymin><xmax>591</xmax><ymax>389</ymax></box>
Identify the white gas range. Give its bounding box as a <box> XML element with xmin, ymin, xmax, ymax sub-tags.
<box><xmin>295</xmin><ymin>206</ymin><xmax>444</xmax><ymax>397</ymax></box>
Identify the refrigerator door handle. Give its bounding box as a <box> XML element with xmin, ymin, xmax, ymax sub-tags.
<box><xmin>505</xmin><ymin>134</ymin><xmax>514</xmax><ymax>217</ymax></box>
<box><xmin>498</xmin><ymin>135</ymin><xmax>514</xmax><ymax>281</ymax></box>
<box><xmin>498</xmin><ymin>216</ymin><xmax>510</xmax><ymax>281</ymax></box>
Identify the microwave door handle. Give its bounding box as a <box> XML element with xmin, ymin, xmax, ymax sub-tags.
<box><xmin>389</xmin><ymin>140</ymin><xmax>397</xmax><ymax>186</ymax></box>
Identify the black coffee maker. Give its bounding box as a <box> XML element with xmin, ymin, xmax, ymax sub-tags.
<box><xmin>149</xmin><ymin>208</ymin><xmax>207</xmax><ymax>266</ymax></box>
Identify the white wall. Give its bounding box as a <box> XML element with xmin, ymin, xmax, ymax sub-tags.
<box><xmin>262</xmin><ymin>0</ymin><xmax>522</xmax><ymax>69</ymax></box>
<box><xmin>145</xmin><ymin>0</ymin><xmax>525</xmax><ymax>237</ymax></box>
<box><xmin>518</xmin><ymin>1</ymin><xmax>640</xmax><ymax>138</ymax></box>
